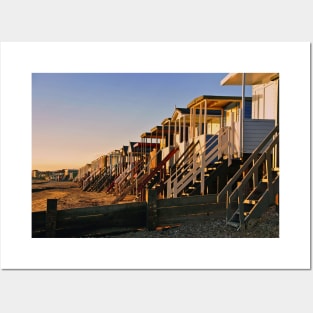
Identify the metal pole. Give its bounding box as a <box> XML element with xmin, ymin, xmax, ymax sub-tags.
<box><xmin>204</xmin><ymin>99</ymin><xmax>207</xmax><ymax>137</ymax></box>
<box><xmin>162</xmin><ymin>124</ymin><xmax>164</xmax><ymax>150</ymax></box>
<box><xmin>241</xmin><ymin>73</ymin><xmax>246</xmax><ymax>158</ymax></box>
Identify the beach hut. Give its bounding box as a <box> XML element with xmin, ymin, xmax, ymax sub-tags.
<box><xmin>165</xmin><ymin>95</ymin><xmax>252</xmax><ymax>198</ymax></box>
<box><xmin>170</xmin><ymin>108</ymin><xmax>190</xmax><ymax>161</ymax></box>
<box><xmin>187</xmin><ymin>95</ymin><xmax>254</xmax><ymax>158</ymax></box>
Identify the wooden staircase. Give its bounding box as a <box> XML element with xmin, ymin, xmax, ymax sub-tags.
<box><xmin>218</xmin><ymin>125</ymin><xmax>279</xmax><ymax>230</ymax></box>
<box><xmin>90</xmin><ymin>168</ymin><xmax>111</xmax><ymax>192</ymax></box>
<box><xmin>82</xmin><ymin>168</ymin><xmax>102</xmax><ymax>191</ymax></box>
<box><xmin>186</xmin><ymin>158</ymin><xmax>240</xmax><ymax>197</ymax></box>
<box><xmin>110</xmin><ymin>147</ymin><xmax>179</xmax><ymax>204</ymax></box>
<box><xmin>105</xmin><ymin>160</ymin><xmax>145</xmax><ymax>195</ymax></box>
<box><xmin>136</xmin><ymin>146</ymin><xmax>179</xmax><ymax>201</ymax></box>
<box><xmin>166</xmin><ymin>130</ymin><xmax>226</xmax><ymax>198</ymax></box>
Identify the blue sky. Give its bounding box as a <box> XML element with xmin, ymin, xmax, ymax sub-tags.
<box><xmin>32</xmin><ymin>73</ymin><xmax>251</xmax><ymax>171</ymax></box>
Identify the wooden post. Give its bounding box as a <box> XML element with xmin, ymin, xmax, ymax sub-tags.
<box><xmin>266</xmin><ymin>152</ymin><xmax>274</xmax><ymax>203</ymax></box>
<box><xmin>238</xmin><ymin>190</ymin><xmax>246</xmax><ymax>232</ymax></box>
<box><xmin>46</xmin><ymin>199</ymin><xmax>57</xmax><ymax>238</ymax></box>
<box><xmin>146</xmin><ymin>189</ymin><xmax>158</xmax><ymax>231</ymax></box>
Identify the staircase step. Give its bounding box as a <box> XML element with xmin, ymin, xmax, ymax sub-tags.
<box><xmin>244</xmin><ymin>199</ymin><xmax>258</xmax><ymax>205</ymax></box>
<box><xmin>214</xmin><ymin>161</ymin><xmax>223</xmax><ymax>164</ymax></box>
<box><xmin>227</xmin><ymin>221</ymin><xmax>240</xmax><ymax>228</ymax></box>
<box><xmin>247</xmin><ymin>184</ymin><xmax>267</xmax><ymax>200</ymax></box>
<box><xmin>231</xmin><ymin>211</ymin><xmax>240</xmax><ymax>222</ymax></box>
<box><xmin>188</xmin><ymin>186</ymin><xmax>196</xmax><ymax>190</ymax></box>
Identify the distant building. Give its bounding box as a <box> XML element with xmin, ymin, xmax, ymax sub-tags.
<box><xmin>32</xmin><ymin>170</ymin><xmax>39</xmax><ymax>178</ymax></box>
<box><xmin>67</xmin><ymin>169</ymin><xmax>78</xmax><ymax>180</ymax></box>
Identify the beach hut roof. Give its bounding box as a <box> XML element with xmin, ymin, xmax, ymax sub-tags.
<box><xmin>171</xmin><ymin>107</ymin><xmax>221</xmax><ymax>122</ymax></box>
<box><xmin>220</xmin><ymin>73</ymin><xmax>279</xmax><ymax>86</ymax></box>
<box><xmin>122</xmin><ymin>145</ymin><xmax>128</xmax><ymax>155</ymax></box>
<box><xmin>187</xmin><ymin>95</ymin><xmax>252</xmax><ymax>110</ymax></box>
<box><xmin>175</xmin><ymin>108</ymin><xmax>190</xmax><ymax>115</ymax></box>
<box><xmin>151</xmin><ymin>124</ymin><xmax>175</xmax><ymax>136</ymax></box>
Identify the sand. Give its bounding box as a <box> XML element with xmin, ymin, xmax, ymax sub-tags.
<box><xmin>32</xmin><ymin>180</ymin><xmax>135</xmax><ymax>212</ymax></box>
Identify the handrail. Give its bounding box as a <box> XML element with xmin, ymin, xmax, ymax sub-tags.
<box><xmin>134</xmin><ymin>149</ymin><xmax>163</xmax><ymax>183</ymax></box>
<box><xmin>227</xmin><ymin>132</ymin><xmax>279</xmax><ymax>227</ymax></box>
<box><xmin>170</xmin><ymin>140</ymin><xmax>199</xmax><ymax>173</ymax></box>
<box><xmin>115</xmin><ymin>160</ymin><xmax>144</xmax><ymax>189</ymax></box>
<box><xmin>93</xmin><ymin>168</ymin><xmax>110</xmax><ymax>192</ymax></box>
<box><xmin>173</xmin><ymin>141</ymin><xmax>219</xmax><ymax>196</ymax></box>
<box><xmin>218</xmin><ymin>127</ymin><xmax>231</xmax><ymax>160</ymax></box>
<box><xmin>229</xmin><ymin>134</ymin><xmax>279</xmax><ymax>203</ymax></box>
<box><xmin>137</xmin><ymin>146</ymin><xmax>179</xmax><ymax>192</ymax></box>
<box><xmin>110</xmin><ymin>147</ymin><xmax>178</xmax><ymax>203</ymax></box>
<box><xmin>85</xmin><ymin>167</ymin><xmax>108</xmax><ymax>191</ymax></box>
<box><xmin>166</xmin><ymin>130</ymin><xmax>222</xmax><ymax>197</ymax></box>
<box><xmin>82</xmin><ymin>167</ymin><xmax>102</xmax><ymax>190</ymax></box>
<box><xmin>166</xmin><ymin>129</ymin><xmax>220</xmax><ymax>188</ymax></box>
<box><xmin>112</xmin><ymin>148</ymin><xmax>163</xmax><ymax>196</ymax></box>
<box><xmin>217</xmin><ymin>125</ymin><xmax>279</xmax><ymax>203</ymax></box>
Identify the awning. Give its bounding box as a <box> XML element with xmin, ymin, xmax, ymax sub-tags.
<box><xmin>221</xmin><ymin>73</ymin><xmax>279</xmax><ymax>86</ymax></box>
<box><xmin>150</xmin><ymin>125</ymin><xmax>175</xmax><ymax>135</ymax></box>
<box><xmin>186</xmin><ymin>95</ymin><xmax>250</xmax><ymax>109</ymax></box>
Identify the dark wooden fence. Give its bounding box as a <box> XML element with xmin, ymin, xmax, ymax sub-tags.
<box><xmin>32</xmin><ymin>190</ymin><xmax>224</xmax><ymax>238</ymax></box>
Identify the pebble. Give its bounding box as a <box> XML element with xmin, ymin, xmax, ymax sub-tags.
<box><xmin>103</xmin><ymin>206</ymin><xmax>279</xmax><ymax>238</ymax></box>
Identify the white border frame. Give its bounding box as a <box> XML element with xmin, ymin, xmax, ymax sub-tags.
<box><xmin>0</xmin><ymin>42</ymin><xmax>311</xmax><ymax>269</ymax></box>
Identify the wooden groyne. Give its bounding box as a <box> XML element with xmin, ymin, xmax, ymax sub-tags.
<box><xmin>32</xmin><ymin>190</ymin><xmax>224</xmax><ymax>238</ymax></box>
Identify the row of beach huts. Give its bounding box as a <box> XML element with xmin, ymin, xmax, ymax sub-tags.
<box><xmin>75</xmin><ymin>73</ymin><xmax>279</xmax><ymax>229</ymax></box>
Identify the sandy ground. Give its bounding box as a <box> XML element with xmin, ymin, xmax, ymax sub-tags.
<box><xmin>32</xmin><ymin>180</ymin><xmax>135</xmax><ymax>212</ymax></box>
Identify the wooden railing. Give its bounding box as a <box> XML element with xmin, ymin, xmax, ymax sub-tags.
<box><xmin>218</xmin><ymin>127</ymin><xmax>232</xmax><ymax>166</ymax></box>
<box><xmin>82</xmin><ymin>167</ymin><xmax>102</xmax><ymax>191</ymax></box>
<box><xmin>218</xmin><ymin>125</ymin><xmax>278</xmax><ymax>203</ymax></box>
<box><xmin>217</xmin><ymin>125</ymin><xmax>279</xmax><ymax>227</ymax></box>
<box><xmin>166</xmin><ymin>128</ymin><xmax>229</xmax><ymax>198</ymax></box>
<box><xmin>136</xmin><ymin>146</ymin><xmax>179</xmax><ymax>201</ymax></box>
<box><xmin>112</xmin><ymin>150</ymin><xmax>177</xmax><ymax>204</ymax></box>
<box><xmin>114</xmin><ymin>159</ymin><xmax>145</xmax><ymax>194</ymax></box>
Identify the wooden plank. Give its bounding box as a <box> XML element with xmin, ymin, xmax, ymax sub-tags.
<box><xmin>32</xmin><ymin>201</ymin><xmax>147</xmax><ymax>237</ymax></box>
<box><xmin>32</xmin><ymin>211</ymin><xmax>47</xmax><ymax>237</ymax></box>
<box><xmin>56</xmin><ymin>201</ymin><xmax>146</xmax><ymax>218</ymax></box>
<box><xmin>157</xmin><ymin>194</ymin><xmax>217</xmax><ymax>208</ymax></box>
<box><xmin>157</xmin><ymin>202</ymin><xmax>222</xmax><ymax>219</ymax></box>
<box><xmin>32</xmin><ymin>211</ymin><xmax>46</xmax><ymax>229</ymax></box>
<box><xmin>55</xmin><ymin>207</ymin><xmax>146</xmax><ymax>237</ymax></box>
<box><xmin>243</xmin><ymin>119</ymin><xmax>275</xmax><ymax>153</ymax></box>
<box><xmin>56</xmin><ymin>205</ymin><xmax>146</xmax><ymax>227</ymax></box>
